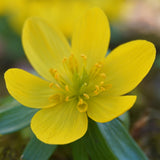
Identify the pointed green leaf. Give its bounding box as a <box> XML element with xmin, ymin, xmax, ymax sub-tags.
<box><xmin>118</xmin><ymin>112</ymin><xmax>130</xmax><ymax>129</ymax></box>
<box><xmin>98</xmin><ymin>119</ymin><xmax>148</xmax><ymax>160</ymax></box>
<box><xmin>21</xmin><ymin>135</ymin><xmax>57</xmax><ymax>160</ymax></box>
<box><xmin>72</xmin><ymin>139</ymin><xmax>89</xmax><ymax>160</ymax></box>
<box><xmin>72</xmin><ymin>119</ymin><xmax>117</xmax><ymax>160</ymax></box>
<box><xmin>0</xmin><ymin>97</ymin><xmax>38</xmax><ymax>134</ymax></box>
<box><xmin>72</xmin><ymin>118</ymin><xmax>148</xmax><ymax>160</ymax></box>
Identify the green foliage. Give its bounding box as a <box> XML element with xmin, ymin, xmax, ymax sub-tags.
<box><xmin>98</xmin><ymin>119</ymin><xmax>148</xmax><ymax>160</ymax></box>
<box><xmin>0</xmin><ymin>97</ymin><xmax>38</xmax><ymax>134</ymax></box>
<box><xmin>0</xmin><ymin>16</ymin><xmax>24</xmax><ymax>60</ymax></box>
<box><xmin>72</xmin><ymin>119</ymin><xmax>117</xmax><ymax>160</ymax></box>
<box><xmin>22</xmin><ymin>135</ymin><xmax>57</xmax><ymax>160</ymax></box>
<box><xmin>0</xmin><ymin>97</ymin><xmax>148</xmax><ymax>160</ymax></box>
<box><xmin>72</xmin><ymin>119</ymin><xmax>148</xmax><ymax>160</ymax></box>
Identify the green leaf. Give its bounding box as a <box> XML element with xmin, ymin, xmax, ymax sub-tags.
<box><xmin>72</xmin><ymin>118</ymin><xmax>148</xmax><ymax>160</ymax></box>
<box><xmin>72</xmin><ymin>119</ymin><xmax>117</xmax><ymax>160</ymax></box>
<box><xmin>0</xmin><ymin>97</ymin><xmax>38</xmax><ymax>134</ymax></box>
<box><xmin>118</xmin><ymin>111</ymin><xmax>130</xmax><ymax>129</ymax></box>
<box><xmin>98</xmin><ymin>119</ymin><xmax>148</xmax><ymax>160</ymax></box>
<box><xmin>72</xmin><ymin>139</ymin><xmax>89</xmax><ymax>160</ymax></box>
<box><xmin>21</xmin><ymin>135</ymin><xmax>57</xmax><ymax>160</ymax></box>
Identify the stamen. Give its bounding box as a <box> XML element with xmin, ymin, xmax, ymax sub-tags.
<box><xmin>100</xmin><ymin>87</ymin><xmax>106</xmax><ymax>92</ymax></box>
<box><xmin>77</xmin><ymin>98</ymin><xmax>88</xmax><ymax>113</ymax></box>
<box><xmin>81</xmin><ymin>54</ymin><xmax>87</xmax><ymax>60</ymax></box>
<box><xmin>89</xmin><ymin>62</ymin><xmax>103</xmax><ymax>79</ymax></box>
<box><xmin>83</xmin><ymin>93</ymin><xmax>90</xmax><ymax>99</ymax></box>
<box><xmin>95</xmin><ymin>62</ymin><xmax>102</xmax><ymax>68</ymax></box>
<box><xmin>49</xmin><ymin>94</ymin><xmax>62</xmax><ymax>103</ymax></box>
<box><xmin>94</xmin><ymin>89</ymin><xmax>99</xmax><ymax>95</ymax></box>
<box><xmin>95</xmin><ymin>85</ymin><xmax>100</xmax><ymax>90</ymax></box>
<box><xmin>55</xmin><ymin>83</ymin><xmax>61</xmax><ymax>88</ymax></box>
<box><xmin>100</xmin><ymin>81</ymin><xmax>104</xmax><ymax>85</ymax></box>
<box><xmin>49</xmin><ymin>68</ymin><xmax>57</xmax><ymax>76</ymax></box>
<box><xmin>49</xmin><ymin>82</ymin><xmax>54</xmax><ymax>88</ymax></box>
<box><xmin>65</xmin><ymin>96</ymin><xmax>69</xmax><ymax>102</ymax></box>
<box><xmin>81</xmin><ymin>54</ymin><xmax>87</xmax><ymax>67</ymax></box>
<box><xmin>80</xmin><ymin>82</ymin><xmax>88</xmax><ymax>93</ymax></box>
<box><xmin>62</xmin><ymin>57</ymin><xmax>67</xmax><ymax>63</ymax></box>
<box><xmin>65</xmin><ymin>85</ymin><xmax>69</xmax><ymax>91</ymax></box>
<box><xmin>93</xmin><ymin>85</ymin><xmax>100</xmax><ymax>95</ymax></box>
<box><xmin>79</xmin><ymin>98</ymin><xmax>84</xmax><ymax>104</ymax></box>
<box><xmin>100</xmin><ymin>73</ymin><xmax>106</xmax><ymax>78</ymax></box>
<box><xmin>54</xmin><ymin>72</ymin><xmax>59</xmax><ymax>80</ymax></box>
<box><xmin>68</xmin><ymin>54</ymin><xmax>78</xmax><ymax>73</ymax></box>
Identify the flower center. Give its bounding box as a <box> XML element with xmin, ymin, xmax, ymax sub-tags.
<box><xmin>48</xmin><ymin>54</ymin><xmax>112</xmax><ymax>112</ymax></box>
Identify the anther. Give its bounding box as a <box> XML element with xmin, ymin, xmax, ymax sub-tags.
<box><xmin>95</xmin><ymin>63</ymin><xmax>102</xmax><ymax>68</ymax></box>
<box><xmin>65</xmin><ymin>85</ymin><xmax>69</xmax><ymax>92</ymax></box>
<box><xmin>55</xmin><ymin>83</ymin><xmax>60</xmax><ymax>88</ymax></box>
<box><xmin>79</xmin><ymin>98</ymin><xmax>84</xmax><ymax>105</ymax></box>
<box><xmin>81</xmin><ymin>54</ymin><xmax>87</xmax><ymax>60</ymax></box>
<box><xmin>68</xmin><ymin>54</ymin><xmax>78</xmax><ymax>73</ymax></box>
<box><xmin>94</xmin><ymin>90</ymin><xmax>99</xmax><ymax>95</ymax></box>
<box><xmin>49</xmin><ymin>68</ymin><xmax>57</xmax><ymax>76</ymax></box>
<box><xmin>62</xmin><ymin>57</ymin><xmax>67</xmax><ymax>63</ymax></box>
<box><xmin>100</xmin><ymin>73</ymin><xmax>106</xmax><ymax>78</ymax></box>
<box><xmin>54</xmin><ymin>72</ymin><xmax>59</xmax><ymax>80</ymax></box>
<box><xmin>100</xmin><ymin>81</ymin><xmax>104</xmax><ymax>85</ymax></box>
<box><xmin>100</xmin><ymin>87</ymin><xmax>106</xmax><ymax>92</ymax></box>
<box><xmin>80</xmin><ymin>82</ymin><xmax>88</xmax><ymax>93</ymax></box>
<box><xmin>83</xmin><ymin>93</ymin><xmax>90</xmax><ymax>99</ymax></box>
<box><xmin>49</xmin><ymin>82</ymin><xmax>54</xmax><ymax>88</ymax></box>
<box><xmin>65</xmin><ymin>96</ymin><xmax>69</xmax><ymax>102</ymax></box>
<box><xmin>95</xmin><ymin>85</ymin><xmax>100</xmax><ymax>91</ymax></box>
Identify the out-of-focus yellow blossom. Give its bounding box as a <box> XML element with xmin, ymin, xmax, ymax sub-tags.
<box><xmin>90</xmin><ymin>0</ymin><xmax>126</xmax><ymax>20</ymax></box>
<box><xmin>0</xmin><ymin>1</ymin><xmax>7</xmax><ymax>15</ymax></box>
<box><xmin>5</xmin><ymin>8</ymin><xmax>155</xmax><ymax>144</ymax></box>
<box><xmin>4</xmin><ymin>0</ymin><xmax>126</xmax><ymax>37</ymax></box>
<box><xmin>4</xmin><ymin>0</ymin><xmax>29</xmax><ymax>33</ymax></box>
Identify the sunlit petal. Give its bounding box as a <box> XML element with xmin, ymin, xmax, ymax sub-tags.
<box><xmin>87</xmin><ymin>95</ymin><xmax>136</xmax><ymax>122</ymax></box>
<box><xmin>5</xmin><ymin>68</ymin><xmax>55</xmax><ymax>108</ymax></box>
<box><xmin>22</xmin><ymin>17</ymin><xmax>71</xmax><ymax>81</ymax></box>
<box><xmin>103</xmin><ymin>40</ymin><xmax>156</xmax><ymax>95</ymax></box>
<box><xmin>31</xmin><ymin>101</ymin><xmax>88</xmax><ymax>144</ymax></box>
<box><xmin>72</xmin><ymin>7</ymin><xmax>110</xmax><ymax>69</ymax></box>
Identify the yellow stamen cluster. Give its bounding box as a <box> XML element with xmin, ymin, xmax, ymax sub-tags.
<box><xmin>48</xmin><ymin>54</ymin><xmax>112</xmax><ymax>112</ymax></box>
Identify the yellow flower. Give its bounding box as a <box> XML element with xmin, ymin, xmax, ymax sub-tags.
<box><xmin>0</xmin><ymin>1</ymin><xmax>7</xmax><ymax>15</ymax></box>
<box><xmin>4</xmin><ymin>0</ymin><xmax>125</xmax><ymax>37</ymax></box>
<box><xmin>5</xmin><ymin>8</ymin><xmax>156</xmax><ymax>144</ymax></box>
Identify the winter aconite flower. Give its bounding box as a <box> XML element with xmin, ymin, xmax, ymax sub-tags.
<box><xmin>4</xmin><ymin>0</ymin><xmax>125</xmax><ymax>37</ymax></box>
<box><xmin>5</xmin><ymin>8</ymin><xmax>156</xmax><ymax>144</ymax></box>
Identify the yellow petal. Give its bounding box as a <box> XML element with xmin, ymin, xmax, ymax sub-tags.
<box><xmin>5</xmin><ymin>68</ymin><xmax>55</xmax><ymax>108</ymax></box>
<box><xmin>31</xmin><ymin>101</ymin><xmax>88</xmax><ymax>144</ymax></box>
<box><xmin>103</xmin><ymin>40</ymin><xmax>156</xmax><ymax>95</ymax></box>
<box><xmin>72</xmin><ymin>7</ymin><xmax>110</xmax><ymax>69</ymax></box>
<box><xmin>87</xmin><ymin>95</ymin><xmax>136</xmax><ymax>123</ymax></box>
<box><xmin>22</xmin><ymin>17</ymin><xmax>71</xmax><ymax>81</ymax></box>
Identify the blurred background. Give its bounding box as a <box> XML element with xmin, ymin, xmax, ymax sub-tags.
<box><xmin>0</xmin><ymin>0</ymin><xmax>160</xmax><ymax>159</ymax></box>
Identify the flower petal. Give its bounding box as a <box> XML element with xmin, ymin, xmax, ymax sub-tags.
<box><xmin>31</xmin><ymin>101</ymin><xmax>88</xmax><ymax>144</ymax></box>
<box><xmin>22</xmin><ymin>17</ymin><xmax>71</xmax><ymax>81</ymax></box>
<box><xmin>72</xmin><ymin>8</ymin><xmax>110</xmax><ymax>69</ymax></box>
<box><xmin>4</xmin><ymin>68</ymin><xmax>55</xmax><ymax>108</ymax></box>
<box><xmin>103</xmin><ymin>40</ymin><xmax>156</xmax><ymax>95</ymax></box>
<box><xmin>87</xmin><ymin>95</ymin><xmax>136</xmax><ymax>123</ymax></box>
